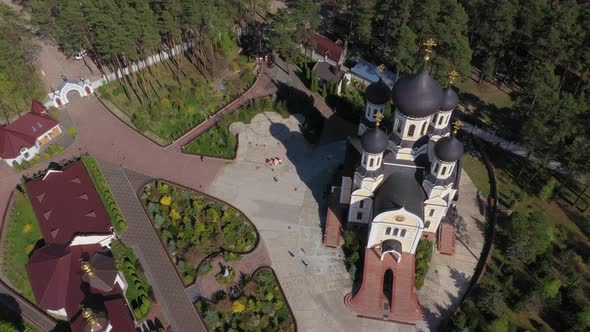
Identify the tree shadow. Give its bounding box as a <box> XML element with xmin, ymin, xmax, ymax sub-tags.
<box><xmin>449</xmin><ymin>267</ymin><xmax>470</xmax><ymax>290</ymax></box>
<box><xmin>0</xmin><ymin>294</ymin><xmax>25</xmax><ymax>331</ymax></box>
<box><xmin>419</xmin><ymin>290</ymin><xmax>460</xmax><ymax>332</ymax></box>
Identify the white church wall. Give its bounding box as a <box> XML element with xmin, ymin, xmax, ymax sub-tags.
<box><xmin>368</xmin><ymin>208</ymin><xmax>424</xmax><ymax>254</ymax></box>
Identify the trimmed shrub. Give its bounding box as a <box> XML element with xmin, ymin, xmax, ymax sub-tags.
<box><xmin>81</xmin><ymin>155</ymin><xmax>127</xmax><ymax>234</ymax></box>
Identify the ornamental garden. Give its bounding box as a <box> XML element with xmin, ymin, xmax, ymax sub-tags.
<box><xmin>195</xmin><ymin>269</ymin><xmax>295</xmax><ymax>332</ymax></box>
<box><xmin>141</xmin><ymin>181</ymin><xmax>257</xmax><ymax>285</ymax></box>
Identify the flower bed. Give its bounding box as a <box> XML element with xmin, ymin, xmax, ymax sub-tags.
<box><xmin>81</xmin><ymin>155</ymin><xmax>127</xmax><ymax>234</ymax></box>
<box><xmin>141</xmin><ymin>181</ymin><xmax>257</xmax><ymax>285</ymax></box>
<box><xmin>110</xmin><ymin>240</ymin><xmax>152</xmax><ymax>320</ymax></box>
<box><xmin>195</xmin><ymin>269</ymin><xmax>295</xmax><ymax>332</ymax></box>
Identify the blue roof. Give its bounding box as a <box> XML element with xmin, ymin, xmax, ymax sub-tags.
<box><xmin>351</xmin><ymin>60</ymin><xmax>397</xmax><ymax>88</ymax></box>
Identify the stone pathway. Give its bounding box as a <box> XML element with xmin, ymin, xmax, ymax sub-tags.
<box><xmin>188</xmin><ymin>242</ymin><xmax>271</xmax><ymax>301</ymax></box>
<box><xmin>96</xmin><ymin>160</ymin><xmax>206</xmax><ymax>332</ymax></box>
<box><xmin>416</xmin><ymin>172</ymin><xmax>485</xmax><ymax>331</ymax></box>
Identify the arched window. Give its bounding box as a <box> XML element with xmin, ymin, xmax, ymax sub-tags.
<box><xmin>359</xmin><ymin>200</ymin><xmax>364</xmax><ymax>209</ymax></box>
<box><xmin>434</xmin><ymin>163</ymin><xmax>439</xmax><ymax>173</ymax></box>
<box><xmin>429</xmin><ymin>209</ymin><xmax>435</xmax><ymax>217</ymax></box>
<box><xmin>421</xmin><ymin>122</ymin><xmax>427</xmax><ymax>135</ymax></box>
<box><xmin>393</xmin><ymin>228</ymin><xmax>399</xmax><ymax>236</ymax></box>
<box><xmin>369</xmin><ymin>158</ymin><xmax>374</xmax><ymax>168</ymax></box>
<box><xmin>408</xmin><ymin>124</ymin><xmax>416</xmax><ymax>137</ymax></box>
<box><xmin>442</xmin><ymin>166</ymin><xmax>447</xmax><ymax>175</ymax></box>
<box><xmin>377</xmin><ymin>157</ymin><xmax>381</xmax><ymax>165</ymax></box>
<box><xmin>396</xmin><ymin>120</ymin><xmax>402</xmax><ymax>133</ymax></box>
<box><xmin>425</xmin><ymin>221</ymin><xmax>431</xmax><ymax>228</ymax></box>
<box><xmin>438</xmin><ymin>115</ymin><xmax>444</xmax><ymax>125</ymax></box>
<box><xmin>385</xmin><ymin>227</ymin><xmax>391</xmax><ymax>235</ymax></box>
<box><xmin>356</xmin><ymin>212</ymin><xmax>363</xmax><ymax>220</ymax></box>
<box><xmin>401</xmin><ymin>229</ymin><xmax>407</xmax><ymax>237</ymax></box>
<box><xmin>362</xmin><ymin>154</ymin><xmax>367</xmax><ymax>165</ymax></box>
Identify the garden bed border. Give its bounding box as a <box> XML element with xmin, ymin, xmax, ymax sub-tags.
<box><xmin>195</xmin><ymin>266</ymin><xmax>298</xmax><ymax>332</ymax></box>
<box><xmin>95</xmin><ymin>66</ymin><xmax>262</xmax><ymax>148</ymax></box>
<box><xmin>136</xmin><ymin>179</ymin><xmax>262</xmax><ymax>287</ymax></box>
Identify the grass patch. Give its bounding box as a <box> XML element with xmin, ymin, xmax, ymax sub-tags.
<box><xmin>195</xmin><ymin>269</ymin><xmax>295</xmax><ymax>332</ymax></box>
<box><xmin>110</xmin><ymin>240</ymin><xmax>152</xmax><ymax>321</ymax></box>
<box><xmin>0</xmin><ymin>191</ymin><xmax>43</xmax><ymax>302</ymax></box>
<box><xmin>183</xmin><ymin>98</ymin><xmax>289</xmax><ymax>158</ymax></box>
<box><xmin>455</xmin><ymin>78</ymin><xmax>514</xmax><ymax>109</ymax></box>
<box><xmin>81</xmin><ymin>155</ymin><xmax>127</xmax><ymax>234</ymax></box>
<box><xmin>141</xmin><ymin>181</ymin><xmax>257</xmax><ymax>285</ymax></box>
<box><xmin>97</xmin><ymin>56</ymin><xmax>255</xmax><ymax>143</ymax></box>
<box><xmin>66</xmin><ymin>126</ymin><xmax>77</xmax><ymax>139</ymax></box>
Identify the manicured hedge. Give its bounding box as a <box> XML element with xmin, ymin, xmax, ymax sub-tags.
<box><xmin>414</xmin><ymin>240</ymin><xmax>433</xmax><ymax>290</ymax></box>
<box><xmin>111</xmin><ymin>240</ymin><xmax>152</xmax><ymax>321</ymax></box>
<box><xmin>81</xmin><ymin>155</ymin><xmax>127</xmax><ymax>234</ymax></box>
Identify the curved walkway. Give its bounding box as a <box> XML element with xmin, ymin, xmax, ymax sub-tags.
<box><xmin>186</xmin><ymin>243</ymin><xmax>271</xmax><ymax>301</ymax></box>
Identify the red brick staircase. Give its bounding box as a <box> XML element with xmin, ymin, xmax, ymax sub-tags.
<box><xmin>345</xmin><ymin>248</ymin><xmax>423</xmax><ymax>324</ymax></box>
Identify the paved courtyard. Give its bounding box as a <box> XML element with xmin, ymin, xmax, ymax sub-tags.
<box><xmin>416</xmin><ymin>173</ymin><xmax>485</xmax><ymax>331</ymax></box>
<box><xmin>207</xmin><ymin>111</ymin><xmax>484</xmax><ymax>331</ymax></box>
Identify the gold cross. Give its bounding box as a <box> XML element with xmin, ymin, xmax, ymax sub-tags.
<box><xmin>423</xmin><ymin>39</ymin><xmax>437</xmax><ymax>62</ymax></box>
<box><xmin>375</xmin><ymin>112</ymin><xmax>384</xmax><ymax>127</ymax></box>
<box><xmin>452</xmin><ymin>120</ymin><xmax>463</xmax><ymax>135</ymax></box>
<box><xmin>448</xmin><ymin>70</ymin><xmax>459</xmax><ymax>85</ymax></box>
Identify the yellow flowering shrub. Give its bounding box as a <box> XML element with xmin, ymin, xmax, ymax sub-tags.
<box><xmin>232</xmin><ymin>300</ymin><xmax>245</xmax><ymax>313</ymax></box>
<box><xmin>160</xmin><ymin>195</ymin><xmax>172</xmax><ymax>206</ymax></box>
<box><xmin>170</xmin><ymin>209</ymin><xmax>181</xmax><ymax>221</ymax></box>
<box><xmin>25</xmin><ymin>243</ymin><xmax>34</xmax><ymax>253</ymax></box>
<box><xmin>22</xmin><ymin>223</ymin><xmax>32</xmax><ymax>233</ymax></box>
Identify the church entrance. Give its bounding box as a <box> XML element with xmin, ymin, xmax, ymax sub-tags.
<box><xmin>383</xmin><ymin>269</ymin><xmax>394</xmax><ymax>314</ymax></box>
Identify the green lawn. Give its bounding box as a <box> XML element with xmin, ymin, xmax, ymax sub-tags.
<box><xmin>98</xmin><ymin>56</ymin><xmax>255</xmax><ymax>143</ymax></box>
<box><xmin>455</xmin><ymin>77</ymin><xmax>515</xmax><ymax>109</ymax></box>
<box><xmin>0</xmin><ymin>191</ymin><xmax>43</xmax><ymax>302</ymax></box>
<box><xmin>195</xmin><ymin>269</ymin><xmax>295</xmax><ymax>332</ymax></box>
<box><xmin>183</xmin><ymin>98</ymin><xmax>289</xmax><ymax>159</ymax></box>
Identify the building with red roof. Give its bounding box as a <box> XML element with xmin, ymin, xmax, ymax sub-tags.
<box><xmin>0</xmin><ymin>100</ymin><xmax>62</xmax><ymax>167</ymax></box>
<box><xmin>310</xmin><ymin>34</ymin><xmax>346</xmax><ymax>65</ymax></box>
<box><xmin>26</xmin><ymin>244</ymin><xmax>135</xmax><ymax>331</ymax></box>
<box><xmin>25</xmin><ymin>161</ymin><xmax>115</xmax><ymax>247</ymax></box>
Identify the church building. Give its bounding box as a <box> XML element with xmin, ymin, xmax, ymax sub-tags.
<box><xmin>338</xmin><ymin>48</ymin><xmax>464</xmax><ymax>324</ymax></box>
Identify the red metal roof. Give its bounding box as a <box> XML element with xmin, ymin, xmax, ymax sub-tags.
<box><xmin>0</xmin><ymin>111</ymin><xmax>59</xmax><ymax>159</ymax></box>
<box><xmin>31</xmin><ymin>100</ymin><xmax>47</xmax><ymax>114</ymax></box>
<box><xmin>312</xmin><ymin>34</ymin><xmax>344</xmax><ymax>63</ymax></box>
<box><xmin>25</xmin><ymin>161</ymin><xmax>113</xmax><ymax>245</ymax></box>
<box><xmin>27</xmin><ymin>244</ymin><xmax>135</xmax><ymax>330</ymax></box>
<box><xmin>26</xmin><ymin>244</ymin><xmax>73</xmax><ymax>310</ymax></box>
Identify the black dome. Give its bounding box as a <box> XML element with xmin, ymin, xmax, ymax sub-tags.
<box><xmin>392</xmin><ymin>67</ymin><xmax>443</xmax><ymax>118</ymax></box>
<box><xmin>440</xmin><ymin>87</ymin><xmax>459</xmax><ymax>111</ymax></box>
<box><xmin>365</xmin><ymin>78</ymin><xmax>391</xmax><ymax>105</ymax></box>
<box><xmin>434</xmin><ymin>136</ymin><xmax>464</xmax><ymax>162</ymax></box>
<box><xmin>361</xmin><ymin>127</ymin><xmax>389</xmax><ymax>154</ymax></box>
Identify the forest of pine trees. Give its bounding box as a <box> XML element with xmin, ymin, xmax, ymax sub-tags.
<box><xmin>0</xmin><ymin>4</ymin><xmax>44</xmax><ymax>124</ymax></box>
<box><xmin>25</xmin><ymin>0</ymin><xmax>268</xmax><ymax>107</ymax></box>
<box><xmin>329</xmin><ymin>0</ymin><xmax>590</xmax><ymax>195</ymax></box>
